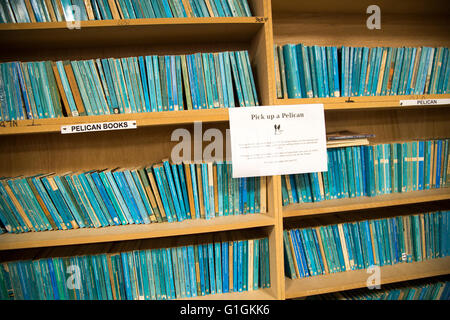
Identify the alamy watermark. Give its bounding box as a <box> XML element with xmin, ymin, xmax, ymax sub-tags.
<box><xmin>171</xmin><ymin>121</ymin><xmax>232</xmax><ymax>163</ymax></box>
<box><xmin>66</xmin><ymin>265</ymin><xmax>81</xmax><ymax>290</ymax></box>
<box><xmin>366</xmin><ymin>265</ymin><xmax>381</xmax><ymax>290</ymax></box>
<box><xmin>66</xmin><ymin>5</ymin><xmax>81</xmax><ymax>30</ymax></box>
<box><xmin>366</xmin><ymin>5</ymin><xmax>381</xmax><ymax>30</ymax></box>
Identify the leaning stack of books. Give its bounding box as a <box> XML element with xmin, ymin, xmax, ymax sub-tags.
<box><xmin>0</xmin><ymin>160</ymin><xmax>267</xmax><ymax>233</ymax></box>
<box><xmin>0</xmin><ymin>50</ymin><xmax>258</xmax><ymax>121</ymax></box>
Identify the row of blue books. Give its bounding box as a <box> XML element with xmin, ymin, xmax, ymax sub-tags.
<box><xmin>0</xmin><ymin>50</ymin><xmax>258</xmax><ymax>121</ymax></box>
<box><xmin>275</xmin><ymin>44</ymin><xmax>450</xmax><ymax>98</ymax></box>
<box><xmin>309</xmin><ymin>278</ymin><xmax>450</xmax><ymax>300</ymax></box>
<box><xmin>275</xmin><ymin>44</ymin><xmax>340</xmax><ymax>99</ymax></box>
<box><xmin>282</xmin><ymin>139</ymin><xmax>450</xmax><ymax>206</ymax></box>
<box><xmin>0</xmin><ymin>0</ymin><xmax>252</xmax><ymax>23</ymax></box>
<box><xmin>0</xmin><ymin>234</ymin><xmax>270</xmax><ymax>300</ymax></box>
<box><xmin>284</xmin><ymin>210</ymin><xmax>449</xmax><ymax>279</ymax></box>
<box><xmin>0</xmin><ymin>160</ymin><xmax>267</xmax><ymax>233</ymax></box>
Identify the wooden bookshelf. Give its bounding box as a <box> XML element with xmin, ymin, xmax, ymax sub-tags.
<box><xmin>0</xmin><ymin>0</ymin><xmax>449</xmax><ymax>301</ymax></box>
<box><xmin>283</xmin><ymin>188</ymin><xmax>450</xmax><ymax>218</ymax></box>
<box><xmin>285</xmin><ymin>257</ymin><xmax>450</xmax><ymax>299</ymax></box>
<box><xmin>0</xmin><ymin>213</ymin><xmax>275</xmax><ymax>250</ymax></box>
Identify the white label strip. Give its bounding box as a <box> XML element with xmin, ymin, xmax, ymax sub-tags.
<box><xmin>61</xmin><ymin>120</ymin><xmax>137</xmax><ymax>134</ymax></box>
<box><xmin>399</xmin><ymin>99</ymin><xmax>450</xmax><ymax>106</ymax></box>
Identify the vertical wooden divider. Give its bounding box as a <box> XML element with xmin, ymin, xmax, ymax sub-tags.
<box><xmin>248</xmin><ymin>0</ymin><xmax>286</xmax><ymax>300</ymax></box>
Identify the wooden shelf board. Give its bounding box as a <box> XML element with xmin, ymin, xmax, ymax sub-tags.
<box><xmin>271</xmin><ymin>0</ymin><xmax>450</xmax><ymax>16</ymax></box>
<box><xmin>0</xmin><ymin>108</ymin><xmax>231</xmax><ymax>135</ymax></box>
<box><xmin>0</xmin><ymin>18</ymin><xmax>264</xmax><ymax>51</ymax></box>
<box><xmin>0</xmin><ymin>17</ymin><xmax>262</xmax><ymax>30</ymax></box>
<box><xmin>178</xmin><ymin>288</ymin><xmax>275</xmax><ymax>300</ymax></box>
<box><xmin>285</xmin><ymin>257</ymin><xmax>450</xmax><ymax>299</ymax></box>
<box><xmin>2</xmin><ymin>94</ymin><xmax>449</xmax><ymax>135</ymax></box>
<box><xmin>275</xmin><ymin>94</ymin><xmax>450</xmax><ymax>110</ymax></box>
<box><xmin>273</xmin><ymin>12</ymin><xmax>450</xmax><ymax>48</ymax></box>
<box><xmin>283</xmin><ymin>188</ymin><xmax>450</xmax><ymax>218</ymax></box>
<box><xmin>0</xmin><ymin>214</ymin><xmax>275</xmax><ymax>251</ymax></box>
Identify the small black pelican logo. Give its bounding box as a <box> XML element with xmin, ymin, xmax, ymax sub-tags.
<box><xmin>274</xmin><ymin>124</ymin><xmax>282</xmax><ymax>135</ymax></box>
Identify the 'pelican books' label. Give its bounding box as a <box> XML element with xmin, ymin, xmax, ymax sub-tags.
<box><xmin>399</xmin><ymin>99</ymin><xmax>450</xmax><ymax>106</ymax></box>
<box><xmin>61</xmin><ymin>120</ymin><xmax>137</xmax><ymax>134</ymax></box>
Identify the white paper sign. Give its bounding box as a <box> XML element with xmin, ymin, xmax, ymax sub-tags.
<box><xmin>399</xmin><ymin>99</ymin><xmax>450</xmax><ymax>106</ymax></box>
<box><xmin>228</xmin><ymin>104</ymin><xmax>327</xmax><ymax>178</ymax></box>
<box><xmin>61</xmin><ymin>120</ymin><xmax>137</xmax><ymax>134</ymax></box>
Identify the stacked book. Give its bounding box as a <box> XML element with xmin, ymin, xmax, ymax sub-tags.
<box><xmin>0</xmin><ymin>160</ymin><xmax>267</xmax><ymax>233</ymax></box>
<box><xmin>275</xmin><ymin>44</ymin><xmax>450</xmax><ymax>98</ymax></box>
<box><xmin>283</xmin><ymin>210</ymin><xmax>449</xmax><ymax>279</ymax></box>
<box><xmin>0</xmin><ymin>0</ymin><xmax>253</xmax><ymax>23</ymax></box>
<box><xmin>282</xmin><ymin>139</ymin><xmax>450</xmax><ymax>206</ymax></box>
<box><xmin>0</xmin><ymin>50</ymin><xmax>258</xmax><ymax>121</ymax></box>
<box><xmin>326</xmin><ymin>130</ymin><xmax>375</xmax><ymax>149</ymax></box>
<box><xmin>0</xmin><ymin>233</ymin><xmax>271</xmax><ymax>299</ymax></box>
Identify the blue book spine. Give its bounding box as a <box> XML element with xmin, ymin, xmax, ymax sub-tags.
<box><xmin>320</xmin><ymin>46</ymin><xmax>330</xmax><ymax>97</ymax></box>
<box><xmin>77</xmin><ymin>173</ymin><xmax>109</xmax><ymax>227</ymax></box>
<box><xmin>289</xmin><ymin>230</ymin><xmax>303</xmax><ymax>277</ymax></box>
<box><xmin>311</xmin><ymin>229</ymin><xmax>325</xmax><ymax>274</ymax></box>
<box><xmin>84</xmin><ymin>171</ymin><xmax>114</xmax><ymax>226</ymax></box>
<box><xmin>165</xmin><ymin>248</ymin><xmax>176</xmax><ymax>299</ymax></box>
<box><xmin>295</xmin><ymin>229</ymin><xmax>311</xmax><ymax>277</ymax></box>
<box><xmin>201</xmin><ymin>163</ymin><xmax>210</xmax><ymax>219</ymax></box>
<box><xmin>105</xmin><ymin>171</ymin><xmax>133</xmax><ymax>224</ymax></box>
<box><xmin>282</xmin><ymin>44</ymin><xmax>302</xmax><ymax>98</ymax></box>
<box><xmin>170</xmin><ymin>163</ymin><xmax>187</xmax><ymax>220</ymax></box>
<box><xmin>207</xmin><ymin>243</ymin><xmax>216</xmax><ymax>294</ymax></box>
<box><xmin>212</xmin><ymin>242</ymin><xmax>221</xmax><ymax>294</ymax></box>
<box><xmin>138</xmin><ymin>56</ymin><xmax>151</xmax><ymax>112</ymax></box>
<box><xmin>144</xmin><ymin>56</ymin><xmax>157</xmax><ymax>112</ymax></box>
<box><xmin>314</xmin><ymin>46</ymin><xmax>324</xmax><ymax>97</ymax></box>
<box><xmin>131</xmin><ymin>170</ymin><xmax>155</xmax><ymax>222</ymax></box>
<box><xmin>195</xmin><ymin>53</ymin><xmax>208</xmax><ymax>109</ymax></box>
<box><xmin>151</xmin><ymin>56</ymin><xmax>163</xmax><ymax>112</ymax></box>
<box><xmin>69</xmin><ymin>174</ymin><xmax>100</xmax><ymax>228</ymax></box>
<box><xmin>184</xmin><ymin>55</ymin><xmax>196</xmax><ymax>110</ymax></box>
<box><xmin>197</xmin><ymin>244</ymin><xmax>207</xmax><ymax>295</ymax></box>
<box><xmin>418</xmin><ymin>141</ymin><xmax>425</xmax><ymax>190</ymax></box>
<box><xmin>237</xmin><ymin>240</ymin><xmax>243</xmax><ymax>292</ymax></box>
<box><xmin>90</xmin><ymin>172</ymin><xmax>120</xmax><ymax>226</ymax></box>
<box><xmin>152</xmin><ymin>166</ymin><xmax>173</xmax><ymax>223</ymax></box>
<box><xmin>123</xmin><ymin>170</ymin><xmax>150</xmax><ymax>224</ymax></box>
<box><xmin>371</xmin><ymin>47</ymin><xmax>383</xmax><ymax>96</ymax></box>
<box><xmin>50</xmin><ymin>176</ymin><xmax>83</xmax><ymax>229</ymax></box>
<box><xmin>177</xmin><ymin>164</ymin><xmax>191</xmax><ymax>219</ymax></box>
<box><xmin>188</xmin><ymin>163</ymin><xmax>200</xmax><ymax>219</ymax></box>
<box><xmin>391</xmin><ymin>47</ymin><xmax>405</xmax><ymax>95</ymax></box>
<box><xmin>113</xmin><ymin>171</ymin><xmax>143</xmax><ymax>224</ymax></box>
<box><xmin>436</xmin><ymin>140</ymin><xmax>442</xmax><ymax>188</ymax></box>
<box><xmin>330</xmin><ymin>46</ymin><xmax>340</xmax><ymax>97</ymax></box>
<box><xmin>180</xmin><ymin>247</ymin><xmax>190</xmax><ymax>298</ymax></box>
<box><xmin>232</xmin><ymin>241</ymin><xmax>238</xmax><ymax>291</ymax></box>
<box><xmin>222</xmin><ymin>241</ymin><xmax>229</xmax><ymax>293</ymax></box>
<box><xmin>40</xmin><ymin>176</ymin><xmax>75</xmax><ymax>229</ymax></box>
<box><xmin>185</xmin><ymin>245</ymin><xmax>196</xmax><ymax>297</ymax></box>
<box><xmin>119</xmin><ymin>252</ymin><xmax>132</xmax><ymax>300</ymax></box>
